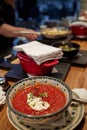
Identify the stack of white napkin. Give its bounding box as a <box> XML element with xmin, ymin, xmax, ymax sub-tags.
<box><xmin>0</xmin><ymin>87</ymin><xmax>6</xmax><ymax>105</ymax></box>
<box><xmin>13</xmin><ymin>41</ymin><xmax>63</xmax><ymax>65</ymax></box>
<box><xmin>72</xmin><ymin>88</ymin><xmax>87</xmax><ymax>100</ymax></box>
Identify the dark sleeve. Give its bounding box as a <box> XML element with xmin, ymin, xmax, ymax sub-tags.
<box><xmin>0</xmin><ymin>18</ymin><xmax>4</xmax><ymax>26</ymax></box>
<box><xmin>0</xmin><ymin>1</ymin><xmax>5</xmax><ymax>26</ymax></box>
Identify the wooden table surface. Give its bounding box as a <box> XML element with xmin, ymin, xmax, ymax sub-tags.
<box><xmin>0</xmin><ymin>40</ymin><xmax>87</xmax><ymax>130</ymax></box>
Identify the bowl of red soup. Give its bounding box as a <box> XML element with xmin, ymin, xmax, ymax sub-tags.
<box><xmin>6</xmin><ymin>76</ymin><xmax>72</xmax><ymax>125</ymax></box>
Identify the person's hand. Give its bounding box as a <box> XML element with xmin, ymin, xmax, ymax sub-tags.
<box><xmin>0</xmin><ymin>24</ymin><xmax>40</xmax><ymax>40</ymax></box>
<box><xmin>23</xmin><ymin>29</ymin><xmax>40</xmax><ymax>41</ymax></box>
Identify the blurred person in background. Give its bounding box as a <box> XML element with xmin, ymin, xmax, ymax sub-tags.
<box><xmin>61</xmin><ymin>0</ymin><xmax>80</xmax><ymax>19</ymax></box>
<box><xmin>0</xmin><ymin>0</ymin><xmax>39</xmax><ymax>53</ymax></box>
<box><xmin>15</xmin><ymin>0</ymin><xmax>40</xmax><ymax>21</ymax></box>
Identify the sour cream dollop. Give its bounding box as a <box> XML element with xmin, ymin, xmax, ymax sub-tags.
<box><xmin>27</xmin><ymin>93</ymin><xmax>50</xmax><ymax>111</ymax></box>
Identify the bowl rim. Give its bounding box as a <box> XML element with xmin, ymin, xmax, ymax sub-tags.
<box><xmin>52</xmin><ymin>42</ymin><xmax>80</xmax><ymax>51</ymax></box>
<box><xmin>6</xmin><ymin>76</ymin><xmax>72</xmax><ymax>119</ymax></box>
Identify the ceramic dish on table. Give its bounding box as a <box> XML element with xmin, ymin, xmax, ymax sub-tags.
<box><xmin>17</xmin><ymin>52</ymin><xmax>59</xmax><ymax>76</ymax></box>
<box><xmin>41</xmin><ymin>28</ymin><xmax>71</xmax><ymax>39</ymax></box>
<box><xmin>6</xmin><ymin>76</ymin><xmax>72</xmax><ymax>125</ymax></box>
<box><xmin>7</xmin><ymin>92</ymin><xmax>84</xmax><ymax>130</ymax></box>
<box><xmin>69</xmin><ymin>25</ymin><xmax>87</xmax><ymax>38</ymax></box>
<box><xmin>52</xmin><ymin>42</ymin><xmax>80</xmax><ymax>58</ymax></box>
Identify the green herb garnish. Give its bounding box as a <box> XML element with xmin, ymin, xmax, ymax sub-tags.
<box><xmin>39</xmin><ymin>92</ymin><xmax>48</xmax><ymax>97</ymax></box>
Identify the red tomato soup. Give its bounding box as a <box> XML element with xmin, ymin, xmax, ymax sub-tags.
<box><xmin>12</xmin><ymin>84</ymin><xmax>66</xmax><ymax>115</ymax></box>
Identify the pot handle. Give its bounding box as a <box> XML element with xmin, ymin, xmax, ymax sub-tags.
<box><xmin>43</xmin><ymin>60</ymin><xmax>58</xmax><ymax>67</ymax></box>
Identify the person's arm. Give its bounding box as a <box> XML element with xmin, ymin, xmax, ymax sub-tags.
<box><xmin>0</xmin><ymin>23</ymin><xmax>39</xmax><ymax>41</ymax></box>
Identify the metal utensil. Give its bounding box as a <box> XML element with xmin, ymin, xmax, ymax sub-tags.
<box><xmin>61</xmin><ymin>34</ymin><xmax>73</xmax><ymax>46</ymax></box>
<box><xmin>0</xmin><ymin>77</ymin><xmax>10</xmax><ymax>91</ymax></box>
<box><xmin>51</xmin><ymin>34</ymin><xmax>73</xmax><ymax>46</ymax></box>
<box><xmin>14</xmin><ymin>30</ymin><xmax>41</xmax><ymax>35</ymax></box>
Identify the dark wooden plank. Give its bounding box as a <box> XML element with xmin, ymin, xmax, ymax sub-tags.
<box><xmin>49</xmin><ymin>62</ymin><xmax>71</xmax><ymax>81</ymax></box>
<box><xmin>5</xmin><ymin>62</ymin><xmax>71</xmax><ymax>82</ymax></box>
<box><xmin>0</xmin><ymin>61</ymin><xmax>15</xmax><ymax>70</ymax></box>
<box><xmin>59</xmin><ymin>50</ymin><xmax>87</xmax><ymax>67</ymax></box>
<box><xmin>5</xmin><ymin>64</ymin><xmax>27</xmax><ymax>81</ymax></box>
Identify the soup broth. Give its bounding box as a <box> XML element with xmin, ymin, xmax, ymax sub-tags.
<box><xmin>12</xmin><ymin>83</ymin><xmax>66</xmax><ymax>115</ymax></box>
